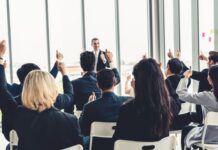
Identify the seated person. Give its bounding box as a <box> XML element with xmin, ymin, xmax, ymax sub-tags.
<box><xmin>79</xmin><ymin>69</ymin><xmax>129</xmax><ymax>150</ymax></box>
<box><xmin>0</xmin><ymin>50</ymin><xmax>82</xmax><ymax>149</ymax></box>
<box><xmin>165</xmin><ymin>58</ymin><xmax>183</xmax><ymax>90</ymax></box>
<box><xmin>177</xmin><ymin>64</ymin><xmax>218</xmax><ymax>150</ymax></box>
<box><xmin>65</xmin><ymin>51</ymin><xmax>120</xmax><ymax>113</ymax></box>
<box><xmin>0</xmin><ymin>41</ymin><xmax>73</xmax><ymax>140</ymax></box>
<box><xmin>113</xmin><ymin>58</ymin><xmax>172</xmax><ymax>142</ymax></box>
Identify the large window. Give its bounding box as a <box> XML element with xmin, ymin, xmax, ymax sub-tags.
<box><xmin>119</xmin><ymin>0</ymin><xmax>148</xmax><ymax>95</ymax></box>
<box><xmin>85</xmin><ymin>0</ymin><xmax>117</xmax><ymax>64</ymax></box>
<box><xmin>199</xmin><ymin>0</ymin><xmax>214</xmax><ymax>70</ymax></box>
<box><xmin>48</xmin><ymin>0</ymin><xmax>82</xmax><ymax>67</ymax></box>
<box><xmin>164</xmin><ymin>0</ymin><xmax>174</xmax><ymax>63</ymax></box>
<box><xmin>0</xmin><ymin>0</ymin><xmax>11</xmax><ymax>82</ymax></box>
<box><xmin>10</xmin><ymin>0</ymin><xmax>48</xmax><ymax>83</ymax></box>
<box><xmin>180</xmin><ymin>0</ymin><xmax>192</xmax><ymax>67</ymax></box>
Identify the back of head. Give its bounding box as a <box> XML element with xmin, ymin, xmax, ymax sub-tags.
<box><xmin>97</xmin><ymin>69</ymin><xmax>115</xmax><ymax>91</ymax></box>
<box><xmin>209</xmin><ymin>65</ymin><xmax>218</xmax><ymax>99</ymax></box>
<box><xmin>17</xmin><ymin>63</ymin><xmax>40</xmax><ymax>84</ymax></box>
<box><xmin>209</xmin><ymin>51</ymin><xmax>218</xmax><ymax>64</ymax></box>
<box><xmin>80</xmin><ymin>51</ymin><xmax>95</xmax><ymax>72</ymax></box>
<box><xmin>133</xmin><ymin>58</ymin><xmax>172</xmax><ymax>137</ymax></box>
<box><xmin>22</xmin><ymin>70</ymin><xmax>58</xmax><ymax>112</ymax></box>
<box><xmin>167</xmin><ymin>58</ymin><xmax>182</xmax><ymax>74</ymax></box>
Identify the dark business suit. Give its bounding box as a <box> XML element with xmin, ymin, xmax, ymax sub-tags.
<box><xmin>65</xmin><ymin>68</ymin><xmax>121</xmax><ymax>113</ymax></box>
<box><xmin>0</xmin><ymin>65</ymin><xmax>74</xmax><ymax>140</ymax></box>
<box><xmin>167</xmin><ymin>74</ymin><xmax>182</xmax><ymax>90</ymax></box>
<box><xmin>113</xmin><ymin>100</ymin><xmax>169</xmax><ymax>142</ymax></box>
<box><xmin>79</xmin><ymin>92</ymin><xmax>129</xmax><ymax>136</ymax></box>
<box><xmin>96</xmin><ymin>50</ymin><xmax>110</xmax><ymax>72</ymax></box>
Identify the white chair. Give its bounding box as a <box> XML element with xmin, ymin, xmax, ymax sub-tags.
<box><xmin>114</xmin><ymin>136</ymin><xmax>176</xmax><ymax>150</ymax></box>
<box><xmin>62</xmin><ymin>144</ymin><xmax>83</xmax><ymax>150</ymax></box>
<box><xmin>194</xmin><ymin>112</ymin><xmax>218</xmax><ymax>150</ymax></box>
<box><xmin>179</xmin><ymin>102</ymin><xmax>193</xmax><ymax>115</ymax></box>
<box><xmin>89</xmin><ymin>122</ymin><xmax>116</xmax><ymax>150</ymax></box>
<box><xmin>9</xmin><ymin>130</ymin><xmax>19</xmax><ymax>150</ymax></box>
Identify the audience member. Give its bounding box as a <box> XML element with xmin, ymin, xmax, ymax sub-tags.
<box><xmin>113</xmin><ymin>58</ymin><xmax>172</xmax><ymax>142</ymax></box>
<box><xmin>177</xmin><ymin>64</ymin><xmax>218</xmax><ymax>150</ymax></box>
<box><xmin>0</xmin><ymin>44</ymin><xmax>82</xmax><ymax>150</ymax></box>
<box><xmin>65</xmin><ymin>51</ymin><xmax>120</xmax><ymax>113</ymax></box>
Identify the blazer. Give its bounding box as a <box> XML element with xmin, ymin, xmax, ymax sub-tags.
<box><xmin>0</xmin><ymin>65</ymin><xmax>82</xmax><ymax>149</ymax></box>
<box><xmin>65</xmin><ymin>68</ymin><xmax>121</xmax><ymax>113</ymax></box>
<box><xmin>96</xmin><ymin>50</ymin><xmax>110</xmax><ymax>72</ymax></box>
<box><xmin>167</xmin><ymin>74</ymin><xmax>182</xmax><ymax>90</ymax></box>
<box><xmin>113</xmin><ymin>100</ymin><xmax>169</xmax><ymax>142</ymax></box>
<box><xmin>79</xmin><ymin>92</ymin><xmax>129</xmax><ymax>136</ymax></box>
<box><xmin>6</xmin><ymin>63</ymin><xmax>73</xmax><ymax>110</ymax></box>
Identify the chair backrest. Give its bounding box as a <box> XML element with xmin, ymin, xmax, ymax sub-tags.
<box><xmin>114</xmin><ymin>136</ymin><xmax>176</xmax><ymax>150</ymax></box>
<box><xmin>9</xmin><ymin>130</ymin><xmax>19</xmax><ymax>150</ymax></box>
<box><xmin>201</xmin><ymin>112</ymin><xmax>218</xmax><ymax>149</ymax></box>
<box><xmin>89</xmin><ymin>122</ymin><xmax>116</xmax><ymax>150</ymax></box>
<box><xmin>62</xmin><ymin>144</ymin><xmax>83</xmax><ymax>150</ymax></box>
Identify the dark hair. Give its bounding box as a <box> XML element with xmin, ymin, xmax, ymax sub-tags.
<box><xmin>133</xmin><ymin>58</ymin><xmax>172</xmax><ymax>138</ymax></box>
<box><xmin>167</xmin><ymin>58</ymin><xmax>182</xmax><ymax>74</ymax></box>
<box><xmin>17</xmin><ymin>63</ymin><xmax>40</xmax><ymax>84</ymax></box>
<box><xmin>208</xmin><ymin>51</ymin><xmax>218</xmax><ymax>64</ymax></box>
<box><xmin>80</xmin><ymin>51</ymin><xmax>95</xmax><ymax>72</ymax></box>
<box><xmin>97</xmin><ymin>69</ymin><xmax>115</xmax><ymax>91</ymax></box>
<box><xmin>209</xmin><ymin>65</ymin><xmax>218</xmax><ymax>100</ymax></box>
<box><xmin>91</xmin><ymin>37</ymin><xmax>99</xmax><ymax>43</ymax></box>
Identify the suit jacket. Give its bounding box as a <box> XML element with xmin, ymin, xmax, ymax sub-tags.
<box><xmin>14</xmin><ymin>106</ymin><xmax>82</xmax><ymax>150</ymax></box>
<box><xmin>79</xmin><ymin>92</ymin><xmax>129</xmax><ymax>136</ymax></box>
<box><xmin>65</xmin><ymin>68</ymin><xmax>121</xmax><ymax>113</ymax></box>
<box><xmin>96</xmin><ymin>50</ymin><xmax>110</xmax><ymax>72</ymax></box>
<box><xmin>191</xmin><ymin>69</ymin><xmax>212</xmax><ymax>92</ymax></box>
<box><xmin>6</xmin><ymin>62</ymin><xmax>73</xmax><ymax>110</ymax></box>
<box><xmin>167</xmin><ymin>74</ymin><xmax>182</xmax><ymax>90</ymax></box>
<box><xmin>0</xmin><ymin>65</ymin><xmax>74</xmax><ymax>140</ymax></box>
<box><xmin>113</xmin><ymin>100</ymin><xmax>169</xmax><ymax>142</ymax></box>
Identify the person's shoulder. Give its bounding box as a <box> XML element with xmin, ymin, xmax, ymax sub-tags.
<box><xmin>202</xmin><ymin>68</ymin><xmax>209</xmax><ymax>73</ymax></box>
<box><xmin>120</xmin><ymin>98</ymin><xmax>134</xmax><ymax>111</ymax></box>
<box><xmin>52</xmin><ymin>108</ymin><xmax>78</xmax><ymax>122</ymax></box>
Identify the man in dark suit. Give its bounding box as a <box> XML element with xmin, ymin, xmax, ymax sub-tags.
<box><xmin>64</xmin><ymin>51</ymin><xmax>120</xmax><ymax>114</ymax></box>
<box><xmin>79</xmin><ymin>69</ymin><xmax>129</xmax><ymax>150</ymax></box>
<box><xmin>165</xmin><ymin>58</ymin><xmax>183</xmax><ymax>90</ymax></box>
<box><xmin>91</xmin><ymin>38</ymin><xmax>110</xmax><ymax>72</ymax></box>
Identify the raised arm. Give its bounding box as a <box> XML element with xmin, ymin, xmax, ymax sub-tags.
<box><xmin>50</xmin><ymin>50</ymin><xmax>64</xmax><ymax>78</ymax></box>
<box><xmin>54</xmin><ymin>62</ymin><xmax>74</xmax><ymax>109</ymax></box>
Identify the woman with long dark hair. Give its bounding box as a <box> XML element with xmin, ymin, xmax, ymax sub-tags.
<box><xmin>113</xmin><ymin>58</ymin><xmax>172</xmax><ymax>141</ymax></box>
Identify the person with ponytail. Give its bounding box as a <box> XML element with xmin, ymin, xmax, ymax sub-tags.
<box><xmin>113</xmin><ymin>58</ymin><xmax>172</xmax><ymax>141</ymax></box>
<box><xmin>177</xmin><ymin>65</ymin><xmax>218</xmax><ymax>149</ymax></box>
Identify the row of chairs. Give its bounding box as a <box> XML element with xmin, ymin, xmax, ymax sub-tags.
<box><xmin>9</xmin><ymin>112</ymin><xmax>218</xmax><ymax>150</ymax></box>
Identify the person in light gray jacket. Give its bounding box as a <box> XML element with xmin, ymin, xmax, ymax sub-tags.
<box><xmin>176</xmin><ymin>65</ymin><xmax>218</xmax><ymax>149</ymax></box>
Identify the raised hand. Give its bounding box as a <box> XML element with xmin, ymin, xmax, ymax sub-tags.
<box><xmin>183</xmin><ymin>66</ymin><xmax>192</xmax><ymax>78</ymax></box>
<box><xmin>0</xmin><ymin>40</ymin><xmax>6</xmax><ymax>58</ymax></box>
<box><xmin>57</xmin><ymin>62</ymin><xmax>67</xmax><ymax>75</ymax></box>
<box><xmin>167</xmin><ymin>49</ymin><xmax>174</xmax><ymax>59</ymax></box>
<box><xmin>56</xmin><ymin>50</ymin><xmax>64</xmax><ymax>61</ymax></box>
<box><xmin>88</xmin><ymin>92</ymin><xmax>96</xmax><ymax>103</ymax></box>
<box><xmin>175</xmin><ymin>50</ymin><xmax>181</xmax><ymax>60</ymax></box>
<box><xmin>105</xmin><ymin>49</ymin><xmax>113</xmax><ymax>63</ymax></box>
<box><xmin>100</xmin><ymin>51</ymin><xmax>106</xmax><ymax>63</ymax></box>
<box><xmin>199</xmin><ymin>51</ymin><xmax>208</xmax><ymax>61</ymax></box>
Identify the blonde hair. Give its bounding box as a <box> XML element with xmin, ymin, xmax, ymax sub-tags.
<box><xmin>22</xmin><ymin>70</ymin><xmax>58</xmax><ymax>112</ymax></box>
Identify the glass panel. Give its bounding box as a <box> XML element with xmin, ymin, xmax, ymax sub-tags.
<box><xmin>0</xmin><ymin>0</ymin><xmax>11</xmax><ymax>83</ymax></box>
<box><xmin>119</xmin><ymin>0</ymin><xmax>148</xmax><ymax>95</ymax></box>
<box><xmin>85</xmin><ymin>0</ymin><xmax>117</xmax><ymax>64</ymax></box>
<box><xmin>10</xmin><ymin>0</ymin><xmax>48</xmax><ymax>83</ymax></box>
<box><xmin>164</xmin><ymin>0</ymin><xmax>174</xmax><ymax>64</ymax></box>
<box><xmin>199</xmin><ymin>0</ymin><xmax>214</xmax><ymax>70</ymax></box>
<box><xmin>180</xmin><ymin>0</ymin><xmax>192</xmax><ymax>67</ymax></box>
